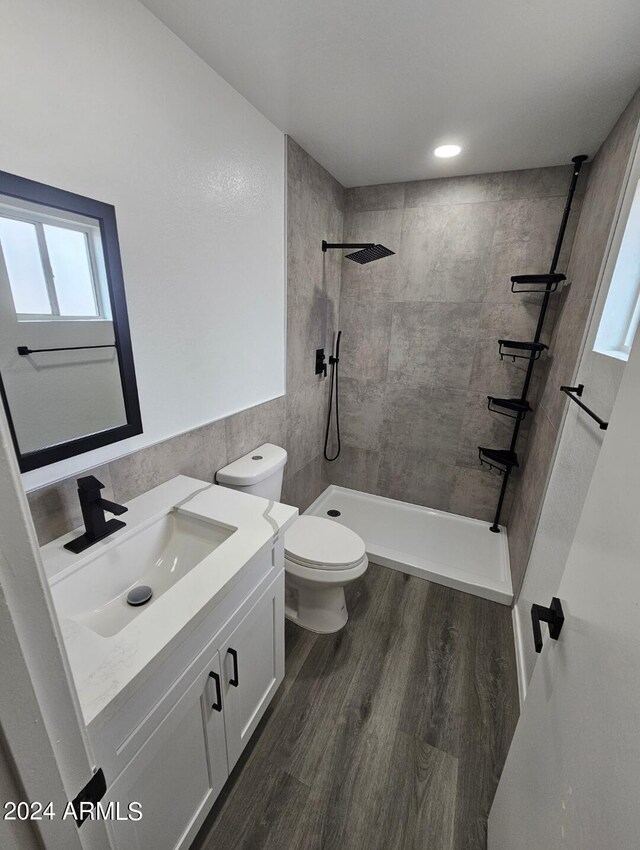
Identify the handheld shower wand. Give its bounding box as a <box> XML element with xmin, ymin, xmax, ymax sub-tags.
<box><xmin>323</xmin><ymin>330</ymin><xmax>342</xmax><ymax>461</ymax></box>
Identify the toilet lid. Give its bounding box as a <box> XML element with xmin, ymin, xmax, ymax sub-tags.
<box><xmin>285</xmin><ymin>516</ymin><xmax>366</xmax><ymax>570</ymax></box>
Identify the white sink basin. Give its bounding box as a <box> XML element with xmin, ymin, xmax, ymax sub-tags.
<box><xmin>51</xmin><ymin>509</ymin><xmax>236</xmax><ymax>637</ymax></box>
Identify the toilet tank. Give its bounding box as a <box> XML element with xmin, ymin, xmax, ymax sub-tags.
<box><xmin>216</xmin><ymin>443</ymin><xmax>287</xmax><ymax>501</ymax></box>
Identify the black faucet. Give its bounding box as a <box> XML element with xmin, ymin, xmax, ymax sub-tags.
<box><xmin>64</xmin><ymin>475</ymin><xmax>128</xmax><ymax>554</ymax></box>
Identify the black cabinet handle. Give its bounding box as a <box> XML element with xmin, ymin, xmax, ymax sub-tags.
<box><xmin>208</xmin><ymin>671</ymin><xmax>222</xmax><ymax>711</ymax></box>
<box><xmin>228</xmin><ymin>648</ymin><xmax>239</xmax><ymax>687</ymax></box>
<box><xmin>531</xmin><ymin>597</ymin><xmax>565</xmax><ymax>653</ymax></box>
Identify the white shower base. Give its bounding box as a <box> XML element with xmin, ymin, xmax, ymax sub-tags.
<box><xmin>306</xmin><ymin>485</ymin><xmax>512</xmax><ymax>605</ymax></box>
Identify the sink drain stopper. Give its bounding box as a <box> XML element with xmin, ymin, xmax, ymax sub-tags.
<box><xmin>327</xmin><ymin>509</ymin><xmax>341</xmax><ymax>517</ymax></box>
<box><xmin>127</xmin><ymin>585</ymin><xmax>153</xmax><ymax>607</ymax></box>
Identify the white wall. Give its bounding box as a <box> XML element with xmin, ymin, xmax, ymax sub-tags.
<box><xmin>0</xmin><ymin>0</ymin><xmax>286</xmax><ymax>489</ymax></box>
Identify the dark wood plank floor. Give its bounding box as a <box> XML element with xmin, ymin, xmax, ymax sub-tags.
<box><xmin>192</xmin><ymin>564</ymin><xmax>519</xmax><ymax>850</ymax></box>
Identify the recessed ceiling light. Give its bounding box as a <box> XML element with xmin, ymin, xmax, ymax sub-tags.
<box><xmin>434</xmin><ymin>144</ymin><xmax>462</xmax><ymax>158</ymax></box>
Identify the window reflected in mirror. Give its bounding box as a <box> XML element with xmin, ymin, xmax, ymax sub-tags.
<box><xmin>0</xmin><ymin>171</ymin><xmax>142</xmax><ymax>471</ymax></box>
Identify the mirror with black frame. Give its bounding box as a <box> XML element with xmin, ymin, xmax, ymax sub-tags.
<box><xmin>0</xmin><ymin>171</ymin><xmax>142</xmax><ymax>472</ymax></box>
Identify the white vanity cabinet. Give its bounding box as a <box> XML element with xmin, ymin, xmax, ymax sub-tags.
<box><xmin>221</xmin><ymin>576</ymin><xmax>284</xmax><ymax>770</ymax></box>
<box><xmin>98</xmin><ymin>567</ymin><xmax>285</xmax><ymax>850</ymax></box>
<box><xmin>42</xmin><ymin>478</ymin><xmax>298</xmax><ymax>850</ymax></box>
<box><xmin>104</xmin><ymin>650</ymin><xmax>228</xmax><ymax>850</ymax></box>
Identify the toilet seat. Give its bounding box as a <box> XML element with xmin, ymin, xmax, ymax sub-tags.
<box><xmin>284</xmin><ymin>516</ymin><xmax>366</xmax><ymax>570</ymax></box>
<box><xmin>285</xmin><ymin>554</ymin><xmax>368</xmax><ymax>585</ymax></box>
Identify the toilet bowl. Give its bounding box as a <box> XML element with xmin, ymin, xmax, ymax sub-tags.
<box><xmin>216</xmin><ymin>444</ymin><xmax>368</xmax><ymax>633</ymax></box>
<box><xmin>284</xmin><ymin>515</ymin><xmax>368</xmax><ymax>633</ymax></box>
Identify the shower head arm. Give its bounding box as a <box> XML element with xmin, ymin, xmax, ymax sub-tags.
<box><xmin>322</xmin><ymin>240</ymin><xmax>375</xmax><ymax>251</ymax></box>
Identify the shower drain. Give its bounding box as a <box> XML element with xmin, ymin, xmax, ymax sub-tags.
<box><xmin>327</xmin><ymin>509</ymin><xmax>341</xmax><ymax>517</ymax></box>
<box><xmin>127</xmin><ymin>585</ymin><xmax>153</xmax><ymax>607</ymax></box>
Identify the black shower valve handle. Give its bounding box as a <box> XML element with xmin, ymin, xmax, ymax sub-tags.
<box><xmin>315</xmin><ymin>348</ymin><xmax>327</xmax><ymax>377</ymax></box>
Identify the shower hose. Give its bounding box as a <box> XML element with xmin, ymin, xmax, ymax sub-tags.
<box><xmin>323</xmin><ymin>330</ymin><xmax>341</xmax><ymax>461</ymax></box>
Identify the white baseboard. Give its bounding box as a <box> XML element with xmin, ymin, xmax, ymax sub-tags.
<box><xmin>512</xmin><ymin>604</ymin><xmax>528</xmax><ymax>709</ymax></box>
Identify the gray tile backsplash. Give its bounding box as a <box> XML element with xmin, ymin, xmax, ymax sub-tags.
<box><xmin>108</xmin><ymin>419</ymin><xmax>228</xmax><ymax>504</ymax></box>
<box><xmin>225</xmin><ymin>396</ymin><xmax>287</xmax><ymax>463</ymax></box>
<box><xmin>27</xmin><ymin>463</ymin><xmax>114</xmax><ymax>547</ymax></box>
<box><xmin>30</xmin><ymin>404</ymin><xmax>261</xmax><ymax>545</ymax></box>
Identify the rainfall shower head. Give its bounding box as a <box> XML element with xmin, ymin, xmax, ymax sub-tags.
<box><xmin>345</xmin><ymin>244</ymin><xmax>395</xmax><ymax>264</ymax></box>
<box><xmin>322</xmin><ymin>240</ymin><xmax>395</xmax><ymax>264</ymax></box>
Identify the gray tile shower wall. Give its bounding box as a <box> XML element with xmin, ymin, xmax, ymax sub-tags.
<box><xmin>331</xmin><ymin>165</ymin><xmax>586</xmax><ymax>523</ymax></box>
<box><xmin>507</xmin><ymin>87</ymin><xmax>640</xmax><ymax>596</ymax></box>
<box><xmin>281</xmin><ymin>137</ymin><xmax>344</xmax><ymax>508</ymax></box>
<box><xmin>28</xmin><ymin>138</ymin><xmax>344</xmax><ymax>544</ymax></box>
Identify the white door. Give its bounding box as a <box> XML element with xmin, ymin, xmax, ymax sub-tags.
<box><xmin>514</xmin><ymin>123</ymin><xmax>640</xmax><ymax>690</ymax></box>
<box><xmin>488</xmin><ymin>313</ymin><xmax>640</xmax><ymax>848</ymax></box>
<box><xmin>221</xmin><ymin>574</ymin><xmax>284</xmax><ymax>770</ymax></box>
<box><xmin>0</xmin><ymin>405</ymin><xmax>113</xmax><ymax>850</ymax></box>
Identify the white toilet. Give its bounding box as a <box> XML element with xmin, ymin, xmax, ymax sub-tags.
<box><xmin>216</xmin><ymin>443</ymin><xmax>368</xmax><ymax>633</ymax></box>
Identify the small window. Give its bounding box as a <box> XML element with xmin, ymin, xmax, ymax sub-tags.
<box><xmin>594</xmin><ymin>178</ymin><xmax>640</xmax><ymax>361</ymax></box>
<box><xmin>0</xmin><ymin>200</ymin><xmax>107</xmax><ymax>321</ymax></box>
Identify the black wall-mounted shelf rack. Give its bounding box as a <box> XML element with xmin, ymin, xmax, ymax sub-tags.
<box><xmin>510</xmin><ymin>273</ymin><xmax>566</xmax><ymax>294</ymax></box>
<box><xmin>479</xmin><ymin>447</ymin><xmax>520</xmax><ymax>474</ymax></box>
<box><xmin>498</xmin><ymin>340</ymin><xmax>548</xmax><ymax>362</ymax></box>
<box><xmin>487</xmin><ymin>396</ymin><xmax>532</xmax><ymax>420</ymax></box>
<box><xmin>480</xmin><ymin>155</ymin><xmax>588</xmax><ymax>533</ymax></box>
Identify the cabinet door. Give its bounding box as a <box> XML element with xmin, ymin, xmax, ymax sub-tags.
<box><xmin>221</xmin><ymin>573</ymin><xmax>284</xmax><ymax>769</ymax></box>
<box><xmin>105</xmin><ymin>653</ymin><xmax>228</xmax><ymax>850</ymax></box>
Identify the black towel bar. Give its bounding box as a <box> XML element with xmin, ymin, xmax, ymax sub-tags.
<box><xmin>17</xmin><ymin>344</ymin><xmax>117</xmax><ymax>356</ymax></box>
<box><xmin>560</xmin><ymin>384</ymin><xmax>609</xmax><ymax>430</ymax></box>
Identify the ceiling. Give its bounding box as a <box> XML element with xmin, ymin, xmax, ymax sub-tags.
<box><xmin>140</xmin><ymin>0</ymin><xmax>640</xmax><ymax>187</ymax></box>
